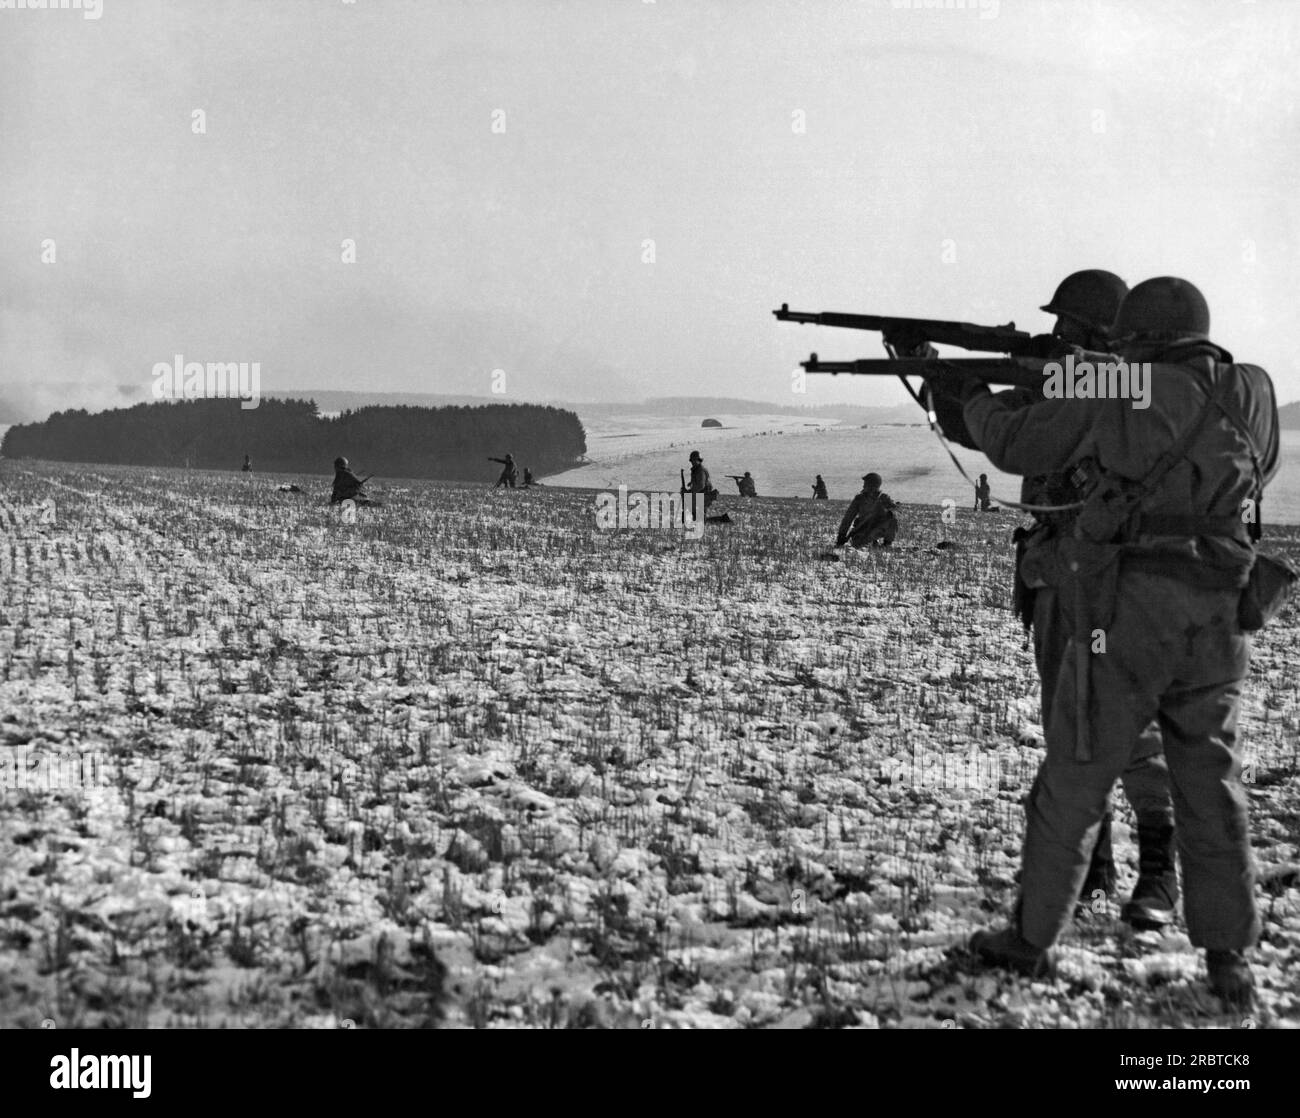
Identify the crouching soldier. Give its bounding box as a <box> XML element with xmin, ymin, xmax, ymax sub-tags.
<box><xmin>835</xmin><ymin>473</ymin><xmax>899</xmax><ymax>548</ymax></box>
<box><xmin>812</xmin><ymin>475</ymin><xmax>828</xmax><ymax>500</ymax></box>
<box><xmin>331</xmin><ymin>457</ymin><xmax>374</xmax><ymax>505</ymax></box>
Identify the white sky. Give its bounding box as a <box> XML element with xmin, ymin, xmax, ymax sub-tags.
<box><xmin>1</xmin><ymin>0</ymin><xmax>1295</xmax><ymax>415</ymax></box>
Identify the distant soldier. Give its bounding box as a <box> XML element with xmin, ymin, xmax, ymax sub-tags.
<box><xmin>490</xmin><ymin>453</ymin><xmax>519</xmax><ymax>489</ymax></box>
<box><xmin>522</xmin><ymin>467</ymin><xmax>536</xmax><ymax>488</ymax></box>
<box><xmin>330</xmin><ymin>456</ymin><xmax>369</xmax><ymax>505</ymax></box>
<box><xmin>727</xmin><ymin>471</ymin><xmax>757</xmax><ymax>497</ymax></box>
<box><xmin>812</xmin><ymin>475</ymin><xmax>828</xmax><ymax>500</ymax></box>
<box><xmin>975</xmin><ymin>473</ymin><xmax>991</xmax><ymax>511</ymax></box>
<box><xmin>686</xmin><ymin>450</ymin><xmax>718</xmax><ymax>515</ymax></box>
<box><xmin>835</xmin><ymin>473</ymin><xmax>899</xmax><ymax>548</ymax></box>
<box><xmin>241</xmin><ymin>454</ymin><xmax>252</xmax><ymax>473</ymax></box>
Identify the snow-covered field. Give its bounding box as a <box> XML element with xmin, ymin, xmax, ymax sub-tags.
<box><xmin>554</xmin><ymin>418</ymin><xmax>1300</xmax><ymax>526</ymax></box>
<box><xmin>1</xmin><ymin>460</ymin><xmax>1298</xmax><ymax>1029</ymax></box>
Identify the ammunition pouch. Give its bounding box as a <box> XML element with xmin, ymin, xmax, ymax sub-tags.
<box><xmin>1073</xmin><ymin>473</ymin><xmax>1143</xmax><ymax>545</ymax></box>
<box><xmin>1238</xmin><ymin>552</ymin><xmax>1299</xmax><ymax>631</ymax></box>
<box><xmin>1058</xmin><ymin>536</ymin><xmax>1124</xmax><ymax>633</ymax></box>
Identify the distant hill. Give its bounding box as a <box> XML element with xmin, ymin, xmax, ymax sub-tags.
<box><xmin>577</xmin><ymin>396</ymin><xmax>918</xmax><ymax>422</ymax></box>
<box><xmin>283</xmin><ymin>389</ymin><xmax>921</xmax><ymax>426</ymax></box>
<box><xmin>1280</xmin><ymin>401</ymin><xmax>1300</xmax><ymax>430</ymax></box>
<box><xmin>279</xmin><ymin>388</ymin><xmax>504</xmax><ymax>414</ymax></box>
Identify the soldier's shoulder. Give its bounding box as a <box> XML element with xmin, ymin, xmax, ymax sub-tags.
<box><xmin>1230</xmin><ymin>361</ymin><xmax>1273</xmax><ymax>387</ymax></box>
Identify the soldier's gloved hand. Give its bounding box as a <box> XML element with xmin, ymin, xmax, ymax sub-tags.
<box><xmin>1025</xmin><ymin>333</ymin><xmax>1070</xmax><ymax>360</ymax></box>
<box><xmin>924</xmin><ymin>385</ymin><xmax>982</xmax><ymax>450</ymax></box>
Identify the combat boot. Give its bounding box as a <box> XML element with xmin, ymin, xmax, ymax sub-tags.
<box><xmin>969</xmin><ymin>912</ymin><xmax>1054</xmax><ymax>979</ymax></box>
<box><xmin>1122</xmin><ymin>815</ymin><xmax>1179</xmax><ymax>930</ymax></box>
<box><xmin>1206</xmin><ymin>950</ymin><xmax>1255</xmax><ymax>1012</ymax></box>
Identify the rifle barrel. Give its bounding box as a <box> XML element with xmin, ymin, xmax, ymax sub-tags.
<box><xmin>802</xmin><ymin>356</ymin><xmax>1046</xmax><ymax>391</ymax></box>
<box><xmin>774</xmin><ymin>303</ymin><xmax>1034</xmax><ymax>355</ymax></box>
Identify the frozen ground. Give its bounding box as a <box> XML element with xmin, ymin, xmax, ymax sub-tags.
<box><xmin>1</xmin><ymin>460</ymin><xmax>1298</xmax><ymax>1029</ymax></box>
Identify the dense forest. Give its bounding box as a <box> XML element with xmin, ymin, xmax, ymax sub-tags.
<box><xmin>0</xmin><ymin>398</ymin><xmax>587</xmax><ymax>482</ymax></box>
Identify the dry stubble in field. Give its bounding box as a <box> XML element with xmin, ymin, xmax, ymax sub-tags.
<box><xmin>1</xmin><ymin>461</ymin><xmax>1298</xmax><ymax>1028</ymax></box>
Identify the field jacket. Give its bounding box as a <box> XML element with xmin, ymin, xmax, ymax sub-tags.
<box><xmin>964</xmin><ymin>344</ymin><xmax>1279</xmax><ymax>592</ymax></box>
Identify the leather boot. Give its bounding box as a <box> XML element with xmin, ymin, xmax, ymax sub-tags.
<box><xmin>1122</xmin><ymin>815</ymin><xmax>1179</xmax><ymax>930</ymax></box>
<box><xmin>969</xmin><ymin>899</ymin><xmax>1054</xmax><ymax>978</ymax></box>
<box><xmin>1206</xmin><ymin>950</ymin><xmax>1255</xmax><ymax>1012</ymax></box>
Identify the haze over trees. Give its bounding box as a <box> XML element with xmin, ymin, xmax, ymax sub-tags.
<box><xmin>0</xmin><ymin>399</ymin><xmax>587</xmax><ymax>482</ymax></box>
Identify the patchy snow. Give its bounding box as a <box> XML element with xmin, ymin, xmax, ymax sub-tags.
<box><xmin>1</xmin><ymin>461</ymin><xmax>1298</xmax><ymax>1029</ymax></box>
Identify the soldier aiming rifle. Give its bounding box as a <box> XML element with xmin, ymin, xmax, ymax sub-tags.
<box><xmin>926</xmin><ymin>275</ymin><xmax>1288</xmax><ymax>1009</ymax></box>
<box><xmin>727</xmin><ymin>471</ymin><xmax>757</xmax><ymax>497</ymax></box>
<box><xmin>778</xmin><ymin>272</ymin><xmax>1175</xmax><ymax>922</ymax></box>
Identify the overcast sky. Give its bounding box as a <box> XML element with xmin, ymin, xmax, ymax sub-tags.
<box><xmin>1</xmin><ymin>0</ymin><xmax>1295</xmax><ymax>420</ymax></box>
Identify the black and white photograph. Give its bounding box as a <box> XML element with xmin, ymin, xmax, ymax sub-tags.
<box><xmin>1</xmin><ymin>0</ymin><xmax>1296</xmax><ymax>1070</ymax></box>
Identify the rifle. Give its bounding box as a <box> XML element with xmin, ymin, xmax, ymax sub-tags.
<box><xmin>800</xmin><ymin>354</ymin><xmax>1046</xmax><ymax>391</ymax></box>
<box><xmin>774</xmin><ymin>303</ymin><xmax>1044</xmax><ymax>357</ymax></box>
<box><xmin>680</xmin><ymin>468</ymin><xmax>688</xmax><ymax>526</ymax></box>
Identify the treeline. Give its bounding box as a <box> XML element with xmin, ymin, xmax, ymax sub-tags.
<box><xmin>0</xmin><ymin>398</ymin><xmax>587</xmax><ymax>481</ymax></box>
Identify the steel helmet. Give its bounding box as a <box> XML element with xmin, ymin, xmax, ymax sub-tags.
<box><xmin>1111</xmin><ymin>277</ymin><xmax>1210</xmax><ymax>342</ymax></box>
<box><xmin>689</xmin><ymin>450</ymin><xmax>702</xmax><ymax>462</ymax></box>
<box><xmin>863</xmin><ymin>472</ymin><xmax>882</xmax><ymax>487</ymax></box>
<box><xmin>1041</xmin><ymin>270</ymin><xmax>1129</xmax><ymax>329</ymax></box>
<box><xmin>334</xmin><ymin>457</ymin><xmax>348</xmax><ymax>469</ymax></box>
